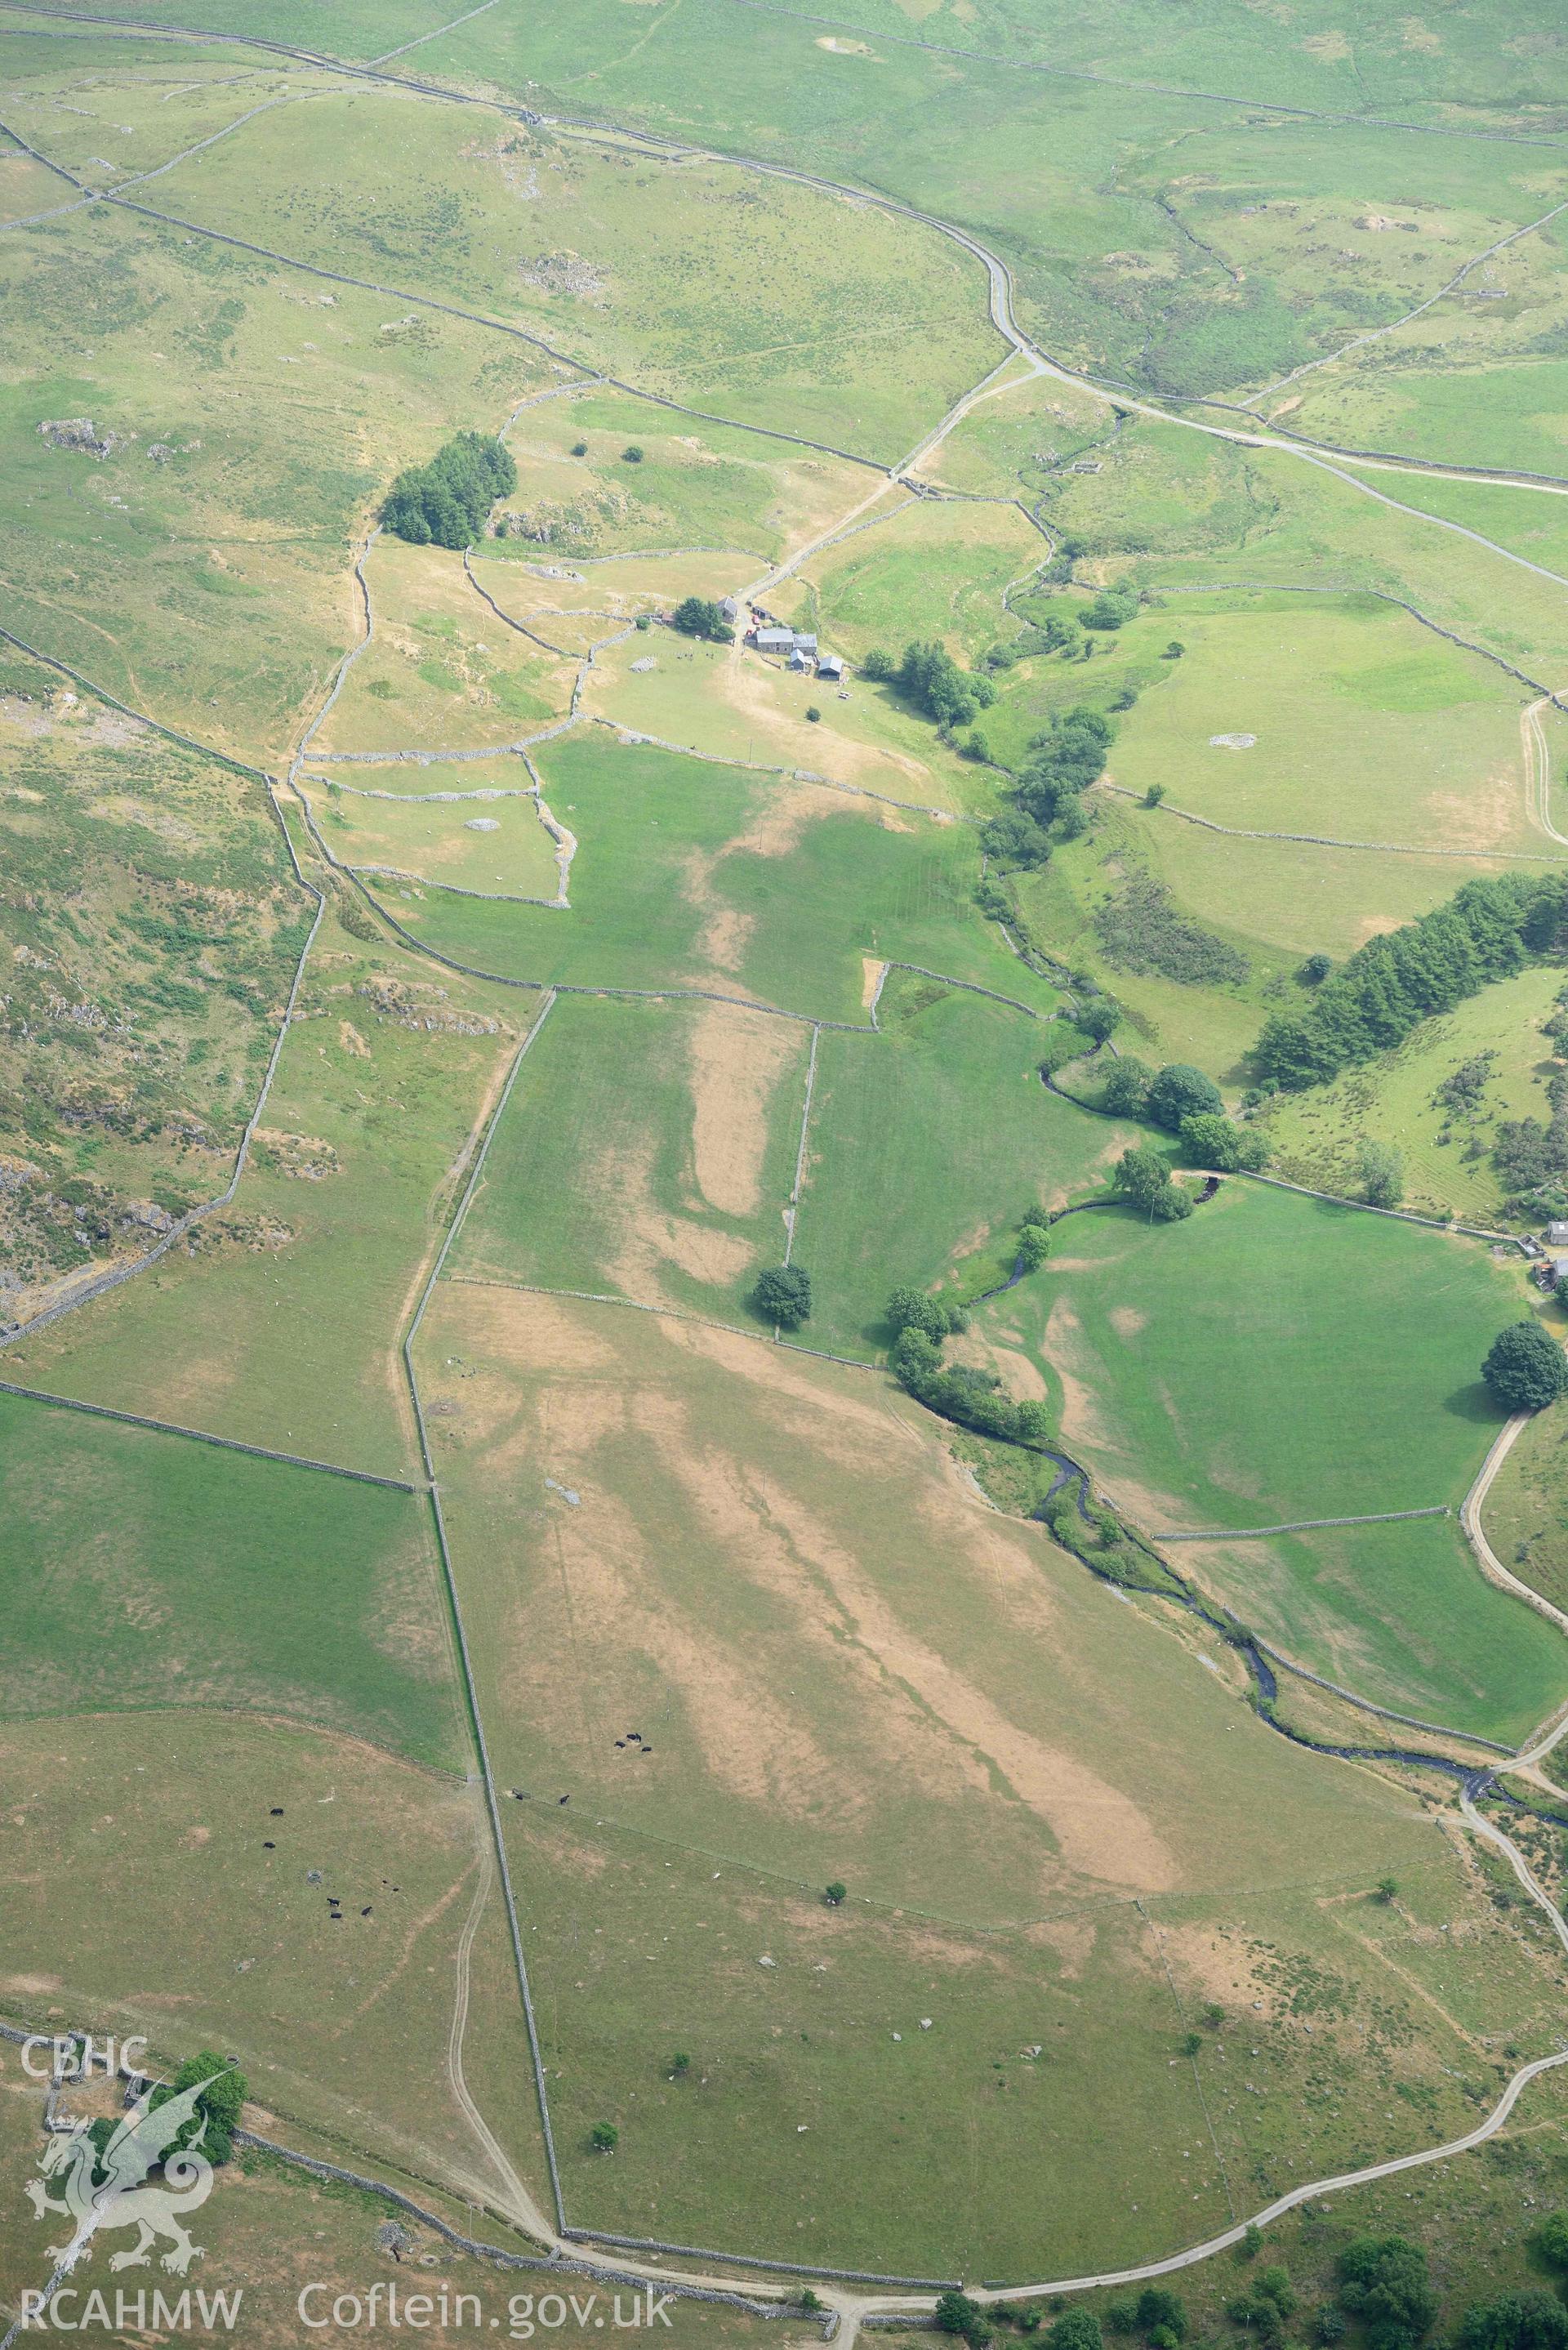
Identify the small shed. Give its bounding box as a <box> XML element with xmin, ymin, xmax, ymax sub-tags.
<box><xmin>1548</xmin><ymin>1221</ymin><xmax>1568</xmax><ymax>1246</ymax></box>
<box><xmin>788</xmin><ymin>646</ymin><xmax>813</xmax><ymax>671</ymax></box>
<box><xmin>719</xmin><ymin>595</ymin><xmax>739</xmax><ymax>622</ymax></box>
<box><xmin>817</xmin><ymin>652</ymin><xmax>844</xmax><ymax>681</ymax></box>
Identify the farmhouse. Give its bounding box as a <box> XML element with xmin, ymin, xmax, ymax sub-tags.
<box><xmin>749</xmin><ymin>622</ymin><xmax>840</xmax><ymax>676</ymax></box>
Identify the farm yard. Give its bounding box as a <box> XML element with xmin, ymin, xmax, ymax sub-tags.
<box><xmin>8</xmin><ymin>0</ymin><xmax>1568</xmax><ymax>2328</ymax></box>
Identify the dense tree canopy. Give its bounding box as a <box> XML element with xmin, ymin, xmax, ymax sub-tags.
<box><xmin>1482</xmin><ymin>1321</ymin><xmax>1568</xmax><ymax>1413</ymax></box>
<box><xmin>1115</xmin><ymin>1146</ymin><xmax>1193</xmax><ymax>1221</ymax></box>
<box><xmin>671</xmin><ymin>595</ymin><xmax>733</xmax><ymax>642</ymax></box>
<box><xmin>1146</xmin><ymin>1063</ymin><xmax>1223</xmax><ymax>1130</ymax></box>
<box><xmin>1179</xmin><ymin>1111</ymin><xmax>1265</xmax><ymax>1172</ymax></box>
<box><xmin>1013</xmin><ymin>707</ymin><xmax>1115</xmax><ymax>827</ymax></box>
<box><xmin>152</xmin><ymin>2051</ymin><xmax>247</xmax><ymax>2165</ymax></box>
<box><xmin>755</xmin><ymin>1264</ymin><xmax>811</xmax><ymax>1327</ymax></box>
<box><xmin>1337</xmin><ymin>2234</ymin><xmax>1437</xmax><ymax>2350</ymax></box>
<box><xmin>1254</xmin><ymin>876</ymin><xmax>1547</xmax><ymax>1090</ymax></box>
<box><xmin>1101</xmin><ymin>1056</ymin><xmax>1154</xmax><ymax>1115</ymax></box>
<box><xmin>381</xmin><ymin>431</ymin><xmax>516</xmax><ymax>548</ymax></box>
<box><xmin>1457</xmin><ymin>2295</ymin><xmax>1568</xmax><ymax>2350</ymax></box>
<box><xmin>868</xmin><ymin>640</ymin><xmax>996</xmax><ymax>729</ymax></box>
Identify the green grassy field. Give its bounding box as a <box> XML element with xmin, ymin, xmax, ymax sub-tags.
<box><xmin>975</xmin><ymin>1180</ymin><xmax>1565</xmax><ymax>1738</ymax></box>
<box><xmin>140</xmin><ymin>91</ymin><xmax>1005</xmax><ymax>458</ymax></box>
<box><xmin>786</xmin><ymin>496</ymin><xmax>1043</xmax><ymax>668</ymax></box>
<box><xmin>415</xmin><ymin>1278</ymin><xmax>1561</xmax><ymax>2275</ymax></box>
<box><xmin>1480</xmin><ymin>1394</ymin><xmax>1568</xmax><ymax>1617</ymax></box>
<box><xmin>0</xmin><ymin>181</ymin><xmax>560</xmax><ymax>760</ymax></box>
<box><xmin>1102</xmin><ymin>591</ymin><xmax>1536</xmax><ymax>856</ymax></box>
<box><xmin>16</xmin><ymin>0</ymin><xmax>1568</xmax><ymax>2295</ymax></box>
<box><xmin>496</xmin><ymin>387</ymin><xmax>869</xmax><ymax>566</ymax></box>
<box><xmin>790</xmin><ymin>972</ymin><xmax>1132</xmax><ymax>1353</ymax></box>
<box><xmin>376</xmin><ymin>729</ymin><xmax>1045</xmax><ymax>1023</ymax></box>
<box><xmin>318</xmin><ymin>541</ymin><xmax>573</xmax><ymax>756</ymax></box>
<box><xmin>581</xmin><ymin>635</ymin><xmax>983</xmax><ymax>814</ymax></box>
<box><xmin>0</xmin><ymin>1390</ymin><xmax>464</xmax><ymax>1762</ymax></box>
<box><xmin>300</xmin><ymin>771</ymin><xmax>564</xmax><ymax>900</ymax></box>
<box><xmin>450</xmin><ymin>992</ymin><xmax>811</xmax><ymax>1324</ymax></box>
<box><xmin>1258</xmin><ymin>965</ymin><xmax>1567</xmax><ymax>1224</ymax></box>
<box><xmin>0</xmin><ymin>1712</ymin><xmax>547</xmax><ymax>2208</ymax></box>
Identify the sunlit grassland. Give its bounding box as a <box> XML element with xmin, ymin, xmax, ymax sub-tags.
<box><xmin>496</xmin><ymin>387</ymin><xmax>871</xmax><ymax>566</ymax></box>
<box><xmin>0</xmin><ymin>201</ymin><xmax>559</xmax><ymax>760</ymax></box>
<box><xmin>0</xmin><ymin>1389</ymin><xmax>463</xmax><ymax>1762</ymax></box>
<box><xmin>377</xmin><ymin>731</ymin><xmax>1045</xmax><ymax>1023</ymax></box>
<box><xmin>788</xmin><ymin>973</ymin><xmax>1117</xmax><ymax>1355</ymax></box>
<box><xmin>12</xmin><ymin>904</ymin><xmax>527</xmax><ymax>1480</ymax></box>
<box><xmin>581</xmin><ymin>634</ymin><xmax>982</xmax><ymax>813</ymax></box>
<box><xmin>140</xmin><ymin>91</ymin><xmax>1005</xmax><ymax>457</ymax></box>
<box><xmin>300</xmin><ymin>771</ymin><xmax>563</xmax><ymax>899</ymax></box>
<box><xmin>416</xmin><ymin>1278</ymin><xmax>1552</xmax><ymax>2274</ymax></box>
<box><xmin>0</xmin><ymin>1713</ymin><xmax>551</xmax><ymax>2206</ymax></box>
<box><xmin>317</xmin><ymin>541</ymin><xmax>574</xmax><ymax>756</ymax></box>
<box><xmin>976</xmin><ymin>1179</ymin><xmax>1563</xmax><ymax>1739</ymax></box>
<box><xmin>449</xmin><ymin>990</ymin><xmax>813</xmax><ymax>1322</ymax></box>
<box><xmin>1258</xmin><ymin>965</ymin><xmax>1566</xmax><ymax>1224</ymax></box>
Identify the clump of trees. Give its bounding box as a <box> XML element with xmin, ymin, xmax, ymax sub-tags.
<box><xmin>671</xmin><ymin>595</ymin><xmax>733</xmax><ymax>643</ymax></box>
<box><xmin>887</xmin><ymin>1286</ymin><xmax>967</xmax><ymax>1342</ymax></box>
<box><xmin>1254</xmin><ymin>875</ymin><xmax>1555</xmax><ymax>1091</ymax></box>
<box><xmin>888</xmin><ymin>1286</ymin><xmax>1051</xmax><ymax>1447</ymax></box>
<box><xmin>1227</xmin><ymin>2265</ymin><xmax>1300</xmax><ymax>2343</ymax></box>
<box><xmin>1080</xmin><ymin>583</ymin><xmax>1139</xmax><ymax>631</ymax></box>
<box><xmin>862</xmin><ymin>640</ymin><xmax>996</xmax><ymax>731</ymax></box>
<box><xmin>1145</xmin><ymin>1063</ymin><xmax>1222</xmax><ymax>1129</ymax></box>
<box><xmin>1105</xmin><ymin>2287</ymin><xmax>1187</xmax><ymax>2341</ymax></box>
<box><xmin>1482</xmin><ymin>1321</ymin><xmax>1568</xmax><ymax>1413</ymax></box>
<box><xmin>755</xmin><ymin>1264</ymin><xmax>811</xmax><ymax>1327</ymax></box>
<box><xmin>381</xmin><ymin>431</ymin><xmax>516</xmax><ymax>548</ymax></box>
<box><xmin>1336</xmin><ymin>2233</ymin><xmax>1436</xmax><ymax>2350</ymax></box>
<box><xmin>1098</xmin><ymin>1059</ymin><xmax>1263</xmax><ymax>1175</ymax></box>
<box><xmin>1114</xmin><ymin>1146</ymin><xmax>1192</xmax><ymax>1222</ymax></box>
<box><xmin>1457</xmin><ymin>2294</ymin><xmax>1568</xmax><ymax>2350</ymax></box>
<box><xmin>1179</xmin><ymin>1111</ymin><xmax>1266</xmax><ymax>1173</ymax></box>
<box><xmin>981</xmin><ymin>707</ymin><xmax>1115</xmax><ymax>873</ymax></box>
<box><xmin>90</xmin><ymin>2053</ymin><xmax>247</xmax><ymax>2179</ymax></box>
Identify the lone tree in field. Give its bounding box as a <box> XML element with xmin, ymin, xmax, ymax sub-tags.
<box><xmin>1483</xmin><ymin>1321</ymin><xmax>1568</xmax><ymax>1413</ymax></box>
<box><xmin>823</xmin><ymin>1881</ymin><xmax>847</xmax><ymax>1906</ymax></box>
<box><xmin>590</xmin><ymin>2121</ymin><xmax>619</xmax><ymax>2154</ymax></box>
<box><xmin>755</xmin><ymin>1264</ymin><xmax>811</xmax><ymax>1328</ymax></box>
<box><xmin>1358</xmin><ymin>1138</ymin><xmax>1404</xmax><ymax>1209</ymax></box>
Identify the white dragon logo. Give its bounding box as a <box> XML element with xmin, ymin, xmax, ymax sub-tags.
<box><xmin>25</xmin><ymin>2073</ymin><xmax>220</xmax><ymax>2276</ymax></box>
